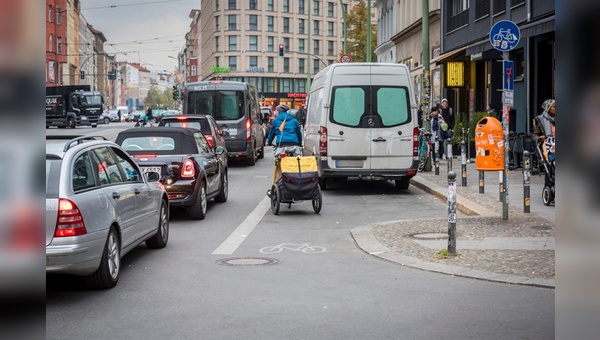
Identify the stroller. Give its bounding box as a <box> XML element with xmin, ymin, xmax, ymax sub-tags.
<box><xmin>267</xmin><ymin>150</ymin><xmax>322</xmax><ymax>215</ymax></box>
<box><xmin>535</xmin><ymin>137</ymin><xmax>555</xmax><ymax>205</ymax></box>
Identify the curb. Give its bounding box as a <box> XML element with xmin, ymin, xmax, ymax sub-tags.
<box><xmin>351</xmin><ymin>224</ymin><xmax>555</xmax><ymax>289</ymax></box>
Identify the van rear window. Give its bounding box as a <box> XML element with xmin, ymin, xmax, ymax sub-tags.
<box><xmin>187</xmin><ymin>90</ymin><xmax>244</xmax><ymax>120</ymax></box>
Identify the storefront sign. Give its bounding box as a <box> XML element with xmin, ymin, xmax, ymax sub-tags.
<box><xmin>287</xmin><ymin>92</ymin><xmax>307</xmax><ymax>98</ymax></box>
<box><xmin>247</xmin><ymin>67</ymin><xmax>265</xmax><ymax>73</ymax></box>
<box><xmin>211</xmin><ymin>66</ymin><xmax>231</xmax><ymax>73</ymax></box>
<box><xmin>446</xmin><ymin>62</ymin><xmax>464</xmax><ymax>87</ymax></box>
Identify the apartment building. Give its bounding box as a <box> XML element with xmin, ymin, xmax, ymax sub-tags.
<box><xmin>46</xmin><ymin>0</ymin><xmax>67</xmax><ymax>86</ymax></box>
<box><xmin>199</xmin><ymin>0</ymin><xmax>363</xmax><ymax>108</ymax></box>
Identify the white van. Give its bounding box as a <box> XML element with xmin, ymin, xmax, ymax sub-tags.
<box><xmin>303</xmin><ymin>63</ymin><xmax>418</xmax><ymax>190</ymax></box>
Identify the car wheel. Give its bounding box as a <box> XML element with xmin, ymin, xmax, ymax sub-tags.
<box><xmin>257</xmin><ymin>144</ymin><xmax>265</xmax><ymax>159</ymax></box>
<box><xmin>214</xmin><ymin>171</ymin><xmax>228</xmax><ymax>203</ymax></box>
<box><xmin>85</xmin><ymin>227</ymin><xmax>120</xmax><ymax>289</ymax></box>
<box><xmin>146</xmin><ymin>199</ymin><xmax>169</xmax><ymax>249</ymax></box>
<box><xmin>395</xmin><ymin>178</ymin><xmax>410</xmax><ymax>190</ymax></box>
<box><xmin>246</xmin><ymin>147</ymin><xmax>256</xmax><ymax>166</ymax></box>
<box><xmin>91</xmin><ymin>124</ymin><xmax>97</xmax><ymax>128</ymax></box>
<box><xmin>189</xmin><ymin>182</ymin><xmax>207</xmax><ymax>220</ymax></box>
<box><xmin>67</xmin><ymin>117</ymin><xmax>76</xmax><ymax>129</ymax></box>
<box><xmin>104</xmin><ymin>117</ymin><xmax>110</xmax><ymax>124</ymax></box>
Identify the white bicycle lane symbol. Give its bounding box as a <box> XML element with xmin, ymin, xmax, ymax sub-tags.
<box><xmin>259</xmin><ymin>243</ymin><xmax>327</xmax><ymax>254</ymax></box>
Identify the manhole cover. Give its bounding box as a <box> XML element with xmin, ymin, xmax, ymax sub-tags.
<box><xmin>216</xmin><ymin>257</ymin><xmax>279</xmax><ymax>267</ymax></box>
<box><xmin>410</xmin><ymin>233</ymin><xmax>447</xmax><ymax>240</ymax></box>
<box><xmin>530</xmin><ymin>225</ymin><xmax>552</xmax><ymax>231</ymax></box>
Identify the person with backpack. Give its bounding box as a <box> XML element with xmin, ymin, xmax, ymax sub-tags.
<box><xmin>267</xmin><ymin>104</ymin><xmax>303</xmax><ymax>156</ymax></box>
<box><xmin>296</xmin><ymin>104</ymin><xmax>307</xmax><ymax>129</ymax></box>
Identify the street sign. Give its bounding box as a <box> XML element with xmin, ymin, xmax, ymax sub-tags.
<box><xmin>489</xmin><ymin>20</ymin><xmax>521</xmax><ymax>52</ymax></box>
<box><xmin>503</xmin><ymin>60</ymin><xmax>514</xmax><ymax>91</ymax></box>
<box><xmin>340</xmin><ymin>54</ymin><xmax>351</xmax><ymax>63</ymax></box>
<box><xmin>503</xmin><ymin>91</ymin><xmax>514</xmax><ymax>107</ymax></box>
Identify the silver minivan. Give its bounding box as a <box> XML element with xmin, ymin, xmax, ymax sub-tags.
<box><xmin>303</xmin><ymin>63</ymin><xmax>419</xmax><ymax>190</ymax></box>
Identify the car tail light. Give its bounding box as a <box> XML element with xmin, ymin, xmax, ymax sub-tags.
<box><xmin>55</xmin><ymin>199</ymin><xmax>87</xmax><ymax>237</ymax></box>
<box><xmin>205</xmin><ymin>135</ymin><xmax>215</xmax><ymax>149</ymax></box>
<box><xmin>181</xmin><ymin>158</ymin><xmax>195</xmax><ymax>179</ymax></box>
<box><xmin>176</xmin><ymin>116</ymin><xmax>187</xmax><ymax>120</ymax></box>
<box><xmin>134</xmin><ymin>154</ymin><xmax>157</xmax><ymax>158</ymax></box>
<box><xmin>413</xmin><ymin>126</ymin><xmax>419</xmax><ymax>158</ymax></box>
<box><xmin>319</xmin><ymin>126</ymin><xmax>328</xmax><ymax>156</ymax></box>
<box><xmin>246</xmin><ymin>119</ymin><xmax>252</xmax><ymax>141</ymax></box>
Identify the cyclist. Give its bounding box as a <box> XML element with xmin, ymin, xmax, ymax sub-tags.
<box><xmin>267</xmin><ymin>104</ymin><xmax>303</xmax><ymax>156</ymax></box>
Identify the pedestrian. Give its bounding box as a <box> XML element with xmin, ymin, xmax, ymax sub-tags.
<box><xmin>117</xmin><ymin>109</ymin><xmax>122</xmax><ymax>122</ymax></box>
<box><xmin>267</xmin><ymin>104</ymin><xmax>303</xmax><ymax>156</ymax></box>
<box><xmin>297</xmin><ymin>104</ymin><xmax>307</xmax><ymax>129</ymax></box>
<box><xmin>439</xmin><ymin>98</ymin><xmax>455</xmax><ymax>158</ymax></box>
<box><xmin>146</xmin><ymin>106</ymin><xmax>154</xmax><ymax>126</ymax></box>
<box><xmin>532</xmin><ymin>99</ymin><xmax>555</xmax><ymax>143</ymax></box>
<box><xmin>429</xmin><ymin>106</ymin><xmax>443</xmax><ymax>160</ymax></box>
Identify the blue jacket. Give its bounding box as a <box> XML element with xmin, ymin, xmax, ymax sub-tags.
<box><xmin>267</xmin><ymin>112</ymin><xmax>302</xmax><ymax>146</ymax></box>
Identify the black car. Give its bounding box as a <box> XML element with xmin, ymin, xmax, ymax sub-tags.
<box><xmin>115</xmin><ymin>127</ymin><xmax>228</xmax><ymax>220</ymax></box>
<box><xmin>158</xmin><ymin>115</ymin><xmax>227</xmax><ymax>157</ymax></box>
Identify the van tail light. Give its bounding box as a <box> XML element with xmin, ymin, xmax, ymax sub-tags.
<box><xmin>413</xmin><ymin>126</ymin><xmax>419</xmax><ymax>158</ymax></box>
<box><xmin>55</xmin><ymin>199</ymin><xmax>87</xmax><ymax>237</ymax></box>
<box><xmin>246</xmin><ymin>119</ymin><xmax>252</xmax><ymax>141</ymax></box>
<box><xmin>205</xmin><ymin>135</ymin><xmax>215</xmax><ymax>149</ymax></box>
<box><xmin>319</xmin><ymin>126</ymin><xmax>328</xmax><ymax>156</ymax></box>
<box><xmin>181</xmin><ymin>158</ymin><xmax>195</xmax><ymax>179</ymax></box>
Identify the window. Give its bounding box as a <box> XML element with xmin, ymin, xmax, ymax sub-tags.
<box><xmin>187</xmin><ymin>90</ymin><xmax>244</xmax><ymax>119</ymax></box>
<box><xmin>48</xmin><ymin>5</ymin><xmax>53</xmax><ymax>22</ymax></box>
<box><xmin>328</xmin><ymin>22</ymin><xmax>334</xmax><ymax>36</ymax></box>
<box><xmin>216</xmin><ymin>0</ymin><xmax>220</xmax><ymax>11</ymax></box>
<box><xmin>314</xmin><ymin>20</ymin><xmax>320</xmax><ymax>35</ymax></box>
<box><xmin>314</xmin><ymin>60</ymin><xmax>320</xmax><ymax>74</ymax></box>
<box><xmin>57</xmin><ymin>37</ymin><xmax>62</xmax><ymax>55</ymax></box>
<box><xmin>493</xmin><ymin>0</ymin><xmax>506</xmax><ymax>15</ymax></box>
<box><xmin>475</xmin><ymin>0</ymin><xmax>490</xmax><ymax>19</ymax></box>
<box><xmin>376</xmin><ymin>88</ymin><xmax>410</xmax><ymax>126</ymax></box>
<box><xmin>267</xmin><ymin>16</ymin><xmax>274</xmax><ymax>32</ymax></box>
<box><xmin>299</xmin><ymin>19</ymin><xmax>305</xmax><ymax>34</ymax></box>
<box><xmin>328</xmin><ymin>41</ymin><xmax>334</xmax><ymax>56</ymax></box>
<box><xmin>313</xmin><ymin>40</ymin><xmax>320</xmax><ymax>55</ymax></box>
<box><xmin>215</xmin><ymin>36</ymin><xmax>220</xmax><ymax>51</ymax></box>
<box><xmin>72</xmin><ymin>153</ymin><xmax>95</xmax><ymax>191</ymax></box>
<box><xmin>328</xmin><ymin>59</ymin><xmax>334</xmax><ymax>65</ymax></box>
<box><xmin>299</xmin><ymin>39</ymin><xmax>305</xmax><ymax>53</ymax></box>
<box><xmin>265</xmin><ymin>78</ymin><xmax>275</xmax><ymax>92</ymax></box>
<box><xmin>215</xmin><ymin>16</ymin><xmax>220</xmax><ymax>31</ymax></box>
<box><xmin>91</xmin><ymin>148</ymin><xmax>123</xmax><ymax>185</ymax></box>
<box><xmin>283</xmin><ymin>58</ymin><xmax>290</xmax><ymax>73</ymax></box>
<box><xmin>299</xmin><ymin>0</ymin><xmax>305</xmax><ymax>14</ymax></box>
<box><xmin>283</xmin><ymin>18</ymin><xmax>290</xmax><ymax>33</ymax></box>
<box><xmin>299</xmin><ymin>58</ymin><xmax>305</xmax><ymax>74</ymax></box>
<box><xmin>267</xmin><ymin>36</ymin><xmax>274</xmax><ymax>51</ymax></box>
<box><xmin>296</xmin><ymin>78</ymin><xmax>306</xmax><ymax>93</ymax></box>
<box><xmin>249</xmin><ymin>15</ymin><xmax>258</xmax><ymax>30</ymax></box>
<box><xmin>249</xmin><ymin>0</ymin><xmax>258</xmax><ymax>10</ymax></box>
<box><xmin>228</xmin><ymin>0</ymin><xmax>237</xmax><ymax>10</ymax></box>
<box><xmin>215</xmin><ymin>57</ymin><xmax>220</xmax><ymax>67</ymax></box>
<box><xmin>56</xmin><ymin>7</ymin><xmax>62</xmax><ymax>24</ymax></box>
<box><xmin>313</xmin><ymin>0</ymin><xmax>320</xmax><ymax>16</ymax></box>
<box><xmin>511</xmin><ymin>0</ymin><xmax>525</xmax><ymax>6</ymax></box>
<box><xmin>194</xmin><ymin>133</ymin><xmax>212</xmax><ymax>155</ymax></box>
<box><xmin>330</xmin><ymin>86</ymin><xmax>410</xmax><ymax>127</ymax></box>
<box><xmin>268</xmin><ymin>57</ymin><xmax>274</xmax><ymax>72</ymax></box>
<box><xmin>228</xmin><ymin>15</ymin><xmax>237</xmax><ymax>30</ymax></box>
<box><xmin>48</xmin><ymin>34</ymin><xmax>53</xmax><ymax>52</ymax></box>
<box><xmin>283</xmin><ymin>0</ymin><xmax>290</xmax><ymax>13</ymax></box>
<box><xmin>267</xmin><ymin>0</ymin><xmax>274</xmax><ymax>11</ymax></box>
<box><xmin>249</xmin><ymin>36</ymin><xmax>258</xmax><ymax>51</ymax></box>
<box><xmin>228</xmin><ymin>36</ymin><xmax>237</xmax><ymax>51</ymax></box>
<box><xmin>452</xmin><ymin>0</ymin><xmax>469</xmax><ymax>15</ymax></box>
<box><xmin>191</xmin><ymin>65</ymin><xmax>197</xmax><ymax>76</ymax></box>
<box><xmin>229</xmin><ymin>56</ymin><xmax>237</xmax><ymax>71</ymax></box>
<box><xmin>283</xmin><ymin>37</ymin><xmax>290</xmax><ymax>51</ymax></box>
<box><xmin>281</xmin><ymin>79</ymin><xmax>292</xmax><ymax>92</ymax></box>
<box><xmin>328</xmin><ymin>2</ymin><xmax>334</xmax><ymax>17</ymax></box>
<box><xmin>249</xmin><ymin>56</ymin><xmax>258</xmax><ymax>67</ymax></box>
<box><xmin>114</xmin><ymin>149</ymin><xmax>142</xmax><ymax>182</ymax></box>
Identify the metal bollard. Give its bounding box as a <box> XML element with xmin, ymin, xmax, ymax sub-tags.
<box><xmin>447</xmin><ymin>171</ymin><xmax>457</xmax><ymax>255</ymax></box>
<box><xmin>466</xmin><ymin>128</ymin><xmax>471</xmax><ymax>163</ymax></box>
<box><xmin>447</xmin><ymin>138</ymin><xmax>453</xmax><ymax>172</ymax></box>
<box><xmin>461</xmin><ymin>140</ymin><xmax>467</xmax><ymax>186</ymax></box>
<box><xmin>523</xmin><ymin>151</ymin><xmax>531</xmax><ymax>213</ymax></box>
<box><xmin>479</xmin><ymin>171</ymin><xmax>485</xmax><ymax>193</ymax></box>
<box><xmin>434</xmin><ymin>138</ymin><xmax>440</xmax><ymax>175</ymax></box>
<box><xmin>499</xmin><ymin>171</ymin><xmax>503</xmax><ymax>202</ymax></box>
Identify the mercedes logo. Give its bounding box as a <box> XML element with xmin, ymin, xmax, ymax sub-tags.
<box><xmin>367</xmin><ymin>118</ymin><xmax>374</xmax><ymax>126</ymax></box>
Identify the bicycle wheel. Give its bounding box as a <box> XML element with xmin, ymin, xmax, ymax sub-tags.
<box><xmin>312</xmin><ymin>186</ymin><xmax>322</xmax><ymax>214</ymax></box>
<box><xmin>417</xmin><ymin>142</ymin><xmax>428</xmax><ymax>172</ymax></box>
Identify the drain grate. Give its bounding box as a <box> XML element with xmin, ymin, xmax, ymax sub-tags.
<box><xmin>530</xmin><ymin>225</ymin><xmax>552</xmax><ymax>231</ymax></box>
<box><xmin>216</xmin><ymin>257</ymin><xmax>280</xmax><ymax>267</ymax></box>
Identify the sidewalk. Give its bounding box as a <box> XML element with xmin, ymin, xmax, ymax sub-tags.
<box><xmin>351</xmin><ymin>158</ymin><xmax>555</xmax><ymax>288</ymax></box>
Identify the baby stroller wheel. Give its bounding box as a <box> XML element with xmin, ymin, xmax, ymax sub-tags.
<box><xmin>312</xmin><ymin>187</ymin><xmax>322</xmax><ymax>214</ymax></box>
<box><xmin>271</xmin><ymin>185</ymin><xmax>281</xmax><ymax>215</ymax></box>
<box><xmin>542</xmin><ymin>186</ymin><xmax>554</xmax><ymax>206</ymax></box>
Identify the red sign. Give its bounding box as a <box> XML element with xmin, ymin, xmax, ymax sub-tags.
<box><xmin>340</xmin><ymin>54</ymin><xmax>352</xmax><ymax>63</ymax></box>
<box><xmin>287</xmin><ymin>92</ymin><xmax>307</xmax><ymax>98</ymax></box>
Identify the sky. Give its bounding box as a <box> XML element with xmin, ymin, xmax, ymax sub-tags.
<box><xmin>80</xmin><ymin>0</ymin><xmax>199</xmax><ymax>73</ymax></box>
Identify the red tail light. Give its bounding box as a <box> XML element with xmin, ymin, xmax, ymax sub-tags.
<box><xmin>413</xmin><ymin>126</ymin><xmax>419</xmax><ymax>158</ymax></box>
<box><xmin>319</xmin><ymin>125</ymin><xmax>328</xmax><ymax>156</ymax></box>
<box><xmin>205</xmin><ymin>135</ymin><xmax>215</xmax><ymax>149</ymax></box>
<box><xmin>134</xmin><ymin>154</ymin><xmax>157</xmax><ymax>158</ymax></box>
<box><xmin>181</xmin><ymin>158</ymin><xmax>195</xmax><ymax>178</ymax></box>
<box><xmin>246</xmin><ymin>119</ymin><xmax>252</xmax><ymax>141</ymax></box>
<box><xmin>55</xmin><ymin>199</ymin><xmax>87</xmax><ymax>237</ymax></box>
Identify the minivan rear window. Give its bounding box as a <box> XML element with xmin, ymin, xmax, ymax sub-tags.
<box><xmin>187</xmin><ymin>90</ymin><xmax>244</xmax><ymax>120</ymax></box>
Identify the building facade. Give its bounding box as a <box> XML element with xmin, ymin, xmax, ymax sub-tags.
<box><xmin>46</xmin><ymin>0</ymin><xmax>67</xmax><ymax>86</ymax></box>
<box><xmin>198</xmin><ymin>0</ymin><xmax>363</xmax><ymax>109</ymax></box>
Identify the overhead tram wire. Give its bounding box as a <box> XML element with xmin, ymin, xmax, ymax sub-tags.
<box><xmin>82</xmin><ymin>0</ymin><xmax>183</xmax><ymax>11</ymax></box>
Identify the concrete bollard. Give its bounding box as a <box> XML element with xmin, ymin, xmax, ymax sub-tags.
<box><xmin>523</xmin><ymin>150</ymin><xmax>531</xmax><ymax>213</ymax></box>
<box><xmin>461</xmin><ymin>140</ymin><xmax>467</xmax><ymax>186</ymax></box>
<box><xmin>447</xmin><ymin>171</ymin><xmax>457</xmax><ymax>255</ymax></box>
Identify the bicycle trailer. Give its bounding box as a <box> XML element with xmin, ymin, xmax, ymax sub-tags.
<box><xmin>269</xmin><ymin>155</ymin><xmax>322</xmax><ymax>214</ymax></box>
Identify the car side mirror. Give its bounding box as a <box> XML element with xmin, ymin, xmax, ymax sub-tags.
<box><xmin>145</xmin><ymin>171</ymin><xmax>160</xmax><ymax>182</ymax></box>
<box><xmin>214</xmin><ymin>146</ymin><xmax>225</xmax><ymax>155</ymax></box>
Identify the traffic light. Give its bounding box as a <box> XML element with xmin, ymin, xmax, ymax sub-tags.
<box><xmin>107</xmin><ymin>70</ymin><xmax>116</xmax><ymax>80</ymax></box>
<box><xmin>172</xmin><ymin>85</ymin><xmax>179</xmax><ymax>100</ymax></box>
<box><xmin>80</xmin><ymin>70</ymin><xmax>85</xmax><ymax>80</ymax></box>
<box><xmin>278</xmin><ymin>44</ymin><xmax>284</xmax><ymax>57</ymax></box>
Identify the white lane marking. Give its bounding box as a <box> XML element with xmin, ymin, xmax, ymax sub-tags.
<box><xmin>212</xmin><ymin>196</ymin><xmax>271</xmax><ymax>255</ymax></box>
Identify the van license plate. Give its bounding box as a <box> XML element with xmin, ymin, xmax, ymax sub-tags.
<box><xmin>142</xmin><ymin>167</ymin><xmax>161</xmax><ymax>177</ymax></box>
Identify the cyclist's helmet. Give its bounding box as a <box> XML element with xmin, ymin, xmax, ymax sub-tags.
<box><xmin>276</xmin><ymin>104</ymin><xmax>290</xmax><ymax>113</ymax></box>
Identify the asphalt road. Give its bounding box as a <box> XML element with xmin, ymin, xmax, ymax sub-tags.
<box><xmin>46</xmin><ymin>123</ymin><xmax>554</xmax><ymax>339</ymax></box>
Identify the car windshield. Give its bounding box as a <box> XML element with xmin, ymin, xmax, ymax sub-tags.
<box><xmin>187</xmin><ymin>90</ymin><xmax>244</xmax><ymax>120</ymax></box>
<box><xmin>120</xmin><ymin>136</ymin><xmax>176</xmax><ymax>151</ymax></box>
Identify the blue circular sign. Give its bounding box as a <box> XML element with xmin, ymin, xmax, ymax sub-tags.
<box><xmin>489</xmin><ymin>20</ymin><xmax>521</xmax><ymax>51</ymax></box>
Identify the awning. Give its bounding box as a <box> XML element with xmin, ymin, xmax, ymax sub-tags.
<box><xmin>465</xmin><ymin>39</ymin><xmax>491</xmax><ymax>56</ymax></box>
<box><xmin>520</xmin><ymin>16</ymin><xmax>554</xmax><ymax>38</ymax></box>
<box><xmin>432</xmin><ymin>46</ymin><xmax>467</xmax><ymax>64</ymax></box>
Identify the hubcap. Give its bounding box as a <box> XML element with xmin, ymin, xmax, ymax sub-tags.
<box><xmin>107</xmin><ymin>233</ymin><xmax>120</xmax><ymax>280</ymax></box>
<box><xmin>160</xmin><ymin>204</ymin><xmax>168</xmax><ymax>242</ymax></box>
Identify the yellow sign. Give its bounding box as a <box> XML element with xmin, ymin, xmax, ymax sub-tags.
<box><xmin>446</xmin><ymin>62</ymin><xmax>464</xmax><ymax>87</ymax></box>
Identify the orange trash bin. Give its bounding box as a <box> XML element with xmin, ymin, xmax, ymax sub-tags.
<box><xmin>475</xmin><ymin>117</ymin><xmax>504</xmax><ymax>171</ymax></box>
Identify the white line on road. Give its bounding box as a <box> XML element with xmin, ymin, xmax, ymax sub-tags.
<box><xmin>212</xmin><ymin>196</ymin><xmax>271</xmax><ymax>255</ymax></box>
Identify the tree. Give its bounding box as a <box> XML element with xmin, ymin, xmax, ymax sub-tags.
<box><xmin>344</xmin><ymin>0</ymin><xmax>377</xmax><ymax>62</ymax></box>
<box><xmin>164</xmin><ymin>87</ymin><xmax>174</xmax><ymax>108</ymax></box>
<box><xmin>144</xmin><ymin>85</ymin><xmax>167</xmax><ymax>108</ymax></box>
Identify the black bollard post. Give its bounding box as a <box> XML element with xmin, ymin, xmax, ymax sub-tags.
<box><xmin>466</xmin><ymin>128</ymin><xmax>471</xmax><ymax>163</ymax></box>
<box><xmin>447</xmin><ymin>138</ymin><xmax>453</xmax><ymax>172</ymax></box>
<box><xmin>434</xmin><ymin>138</ymin><xmax>440</xmax><ymax>176</ymax></box>
<box><xmin>499</xmin><ymin>171</ymin><xmax>503</xmax><ymax>202</ymax></box>
<box><xmin>447</xmin><ymin>171</ymin><xmax>457</xmax><ymax>255</ymax></box>
<box><xmin>523</xmin><ymin>150</ymin><xmax>531</xmax><ymax>213</ymax></box>
<box><xmin>479</xmin><ymin>171</ymin><xmax>485</xmax><ymax>193</ymax></box>
<box><xmin>461</xmin><ymin>140</ymin><xmax>467</xmax><ymax>186</ymax></box>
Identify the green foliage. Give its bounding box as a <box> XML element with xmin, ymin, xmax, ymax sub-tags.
<box><xmin>345</xmin><ymin>0</ymin><xmax>377</xmax><ymax>62</ymax></box>
<box><xmin>436</xmin><ymin>249</ymin><xmax>455</xmax><ymax>259</ymax></box>
<box><xmin>468</xmin><ymin>111</ymin><xmax>489</xmax><ymax>142</ymax></box>
<box><xmin>144</xmin><ymin>85</ymin><xmax>168</xmax><ymax>108</ymax></box>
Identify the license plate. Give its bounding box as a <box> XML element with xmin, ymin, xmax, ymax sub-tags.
<box><xmin>223</xmin><ymin>128</ymin><xmax>237</xmax><ymax>135</ymax></box>
<box><xmin>141</xmin><ymin>166</ymin><xmax>161</xmax><ymax>177</ymax></box>
<box><xmin>81</xmin><ymin>115</ymin><xmax>87</xmax><ymax>120</ymax></box>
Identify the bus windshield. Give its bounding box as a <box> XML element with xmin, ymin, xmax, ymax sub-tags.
<box><xmin>186</xmin><ymin>90</ymin><xmax>244</xmax><ymax>120</ymax></box>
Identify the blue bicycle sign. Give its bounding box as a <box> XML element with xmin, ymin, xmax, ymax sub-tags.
<box><xmin>489</xmin><ymin>20</ymin><xmax>520</xmax><ymax>52</ymax></box>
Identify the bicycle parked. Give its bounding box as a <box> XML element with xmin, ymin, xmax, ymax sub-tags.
<box><xmin>417</xmin><ymin>127</ymin><xmax>432</xmax><ymax>172</ymax></box>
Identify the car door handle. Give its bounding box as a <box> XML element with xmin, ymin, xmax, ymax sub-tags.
<box><xmin>372</xmin><ymin>137</ymin><xmax>386</xmax><ymax>142</ymax></box>
<box><xmin>112</xmin><ymin>192</ymin><xmax>120</xmax><ymax>200</ymax></box>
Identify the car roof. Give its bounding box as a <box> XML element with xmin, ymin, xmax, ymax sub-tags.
<box><xmin>115</xmin><ymin>127</ymin><xmax>205</xmax><ymax>155</ymax></box>
<box><xmin>46</xmin><ymin>136</ymin><xmax>115</xmax><ymax>158</ymax></box>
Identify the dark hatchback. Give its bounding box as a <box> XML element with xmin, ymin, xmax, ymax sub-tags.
<box><xmin>115</xmin><ymin>127</ymin><xmax>228</xmax><ymax>220</ymax></box>
<box><xmin>158</xmin><ymin>115</ymin><xmax>227</xmax><ymax>157</ymax></box>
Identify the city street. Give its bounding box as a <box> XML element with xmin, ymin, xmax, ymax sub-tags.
<box><xmin>46</xmin><ymin>125</ymin><xmax>554</xmax><ymax>339</ymax></box>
